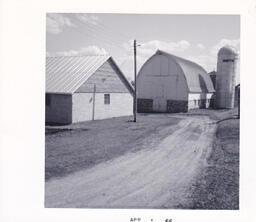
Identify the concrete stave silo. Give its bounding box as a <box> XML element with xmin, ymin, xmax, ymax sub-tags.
<box><xmin>216</xmin><ymin>46</ymin><xmax>238</xmax><ymax>109</ymax></box>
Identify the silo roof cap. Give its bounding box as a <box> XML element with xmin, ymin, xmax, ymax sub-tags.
<box><xmin>218</xmin><ymin>45</ymin><xmax>238</xmax><ymax>56</ymax></box>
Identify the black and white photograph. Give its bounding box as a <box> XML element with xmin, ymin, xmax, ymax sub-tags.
<box><xmin>1</xmin><ymin>0</ymin><xmax>256</xmax><ymax>221</ymax></box>
<box><xmin>45</xmin><ymin>13</ymin><xmax>240</xmax><ymax>209</ymax></box>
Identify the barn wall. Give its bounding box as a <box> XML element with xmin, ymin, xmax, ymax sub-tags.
<box><xmin>137</xmin><ymin>54</ymin><xmax>188</xmax><ymax>101</ymax></box>
<box><xmin>137</xmin><ymin>54</ymin><xmax>188</xmax><ymax>112</ymax></box>
<box><xmin>137</xmin><ymin>99</ymin><xmax>153</xmax><ymax>113</ymax></box>
<box><xmin>45</xmin><ymin>93</ymin><xmax>72</xmax><ymax>124</ymax></box>
<box><xmin>188</xmin><ymin>93</ymin><xmax>213</xmax><ymax>110</ymax></box>
<box><xmin>72</xmin><ymin>93</ymin><xmax>133</xmax><ymax>122</ymax></box>
<box><xmin>167</xmin><ymin>100</ymin><xmax>188</xmax><ymax>113</ymax></box>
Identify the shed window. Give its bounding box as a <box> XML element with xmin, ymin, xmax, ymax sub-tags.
<box><xmin>46</xmin><ymin>94</ymin><xmax>51</xmax><ymax>106</ymax></box>
<box><xmin>104</xmin><ymin>94</ymin><xmax>110</xmax><ymax>104</ymax></box>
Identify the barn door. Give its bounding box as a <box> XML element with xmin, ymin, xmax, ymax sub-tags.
<box><xmin>153</xmin><ymin>97</ymin><xmax>167</xmax><ymax>112</ymax></box>
<box><xmin>153</xmin><ymin>83</ymin><xmax>167</xmax><ymax>112</ymax></box>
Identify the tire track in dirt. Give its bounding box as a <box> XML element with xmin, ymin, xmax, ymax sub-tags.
<box><xmin>45</xmin><ymin>116</ymin><xmax>216</xmax><ymax>208</ymax></box>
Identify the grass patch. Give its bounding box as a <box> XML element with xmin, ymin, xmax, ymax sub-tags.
<box><xmin>185</xmin><ymin>107</ymin><xmax>238</xmax><ymax>121</ymax></box>
<box><xmin>45</xmin><ymin>114</ymin><xmax>180</xmax><ymax>181</ymax></box>
<box><xmin>189</xmin><ymin>109</ymin><xmax>239</xmax><ymax>209</ymax></box>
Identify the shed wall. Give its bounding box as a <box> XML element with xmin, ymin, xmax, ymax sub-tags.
<box><xmin>76</xmin><ymin>59</ymin><xmax>130</xmax><ymax>93</ymax></box>
<box><xmin>45</xmin><ymin>94</ymin><xmax>72</xmax><ymax>124</ymax></box>
<box><xmin>72</xmin><ymin>93</ymin><xmax>93</xmax><ymax>122</ymax></box>
<box><xmin>94</xmin><ymin>93</ymin><xmax>133</xmax><ymax>120</ymax></box>
<box><xmin>72</xmin><ymin>93</ymin><xmax>133</xmax><ymax>122</ymax></box>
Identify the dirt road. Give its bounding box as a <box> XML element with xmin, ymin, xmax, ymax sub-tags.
<box><xmin>45</xmin><ymin>115</ymin><xmax>216</xmax><ymax>208</ymax></box>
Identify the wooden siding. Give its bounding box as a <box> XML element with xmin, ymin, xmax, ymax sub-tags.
<box><xmin>75</xmin><ymin>59</ymin><xmax>130</xmax><ymax>93</ymax></box>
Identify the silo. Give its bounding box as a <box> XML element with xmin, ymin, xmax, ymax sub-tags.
<box><xmin>215</xmin><ymin>46</ymin><xmax>238</xmax><ymax>109</ymax></box>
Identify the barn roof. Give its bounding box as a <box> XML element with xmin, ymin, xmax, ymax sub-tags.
<box><xmin>46</xmin><ymin>55</ymin><xmax>134</xmax><ymax>94</ymax></box>
<box><xmin>156</xmin><ymin>50</ymin><xmax>215</xmax><ymax>93</ymax></box>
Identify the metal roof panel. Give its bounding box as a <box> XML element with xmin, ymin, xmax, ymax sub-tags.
<box><xmin>46</xmin><ymin>55</ymin><xmax>110</xmax><ymax>94</ymax></box>
<box><xmin>157</xmin><ymin>50</ymin><xmax>215</xmax><ymax>93</ymax></box>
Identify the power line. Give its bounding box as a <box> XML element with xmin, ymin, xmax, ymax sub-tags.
<box><xmin>48</xmin><ymin>15</ymin><xmax>129</xmax><ymax>53</ymax></box>
<box><xmin>95</xmin><ymin>18</ymin><xmax>132</xmax><ymax>41</ymax></box>
<box><xmin>71</xmin><ymin>15</ymin><xmax>131</xmax><ymax>52</ymax></box>
<box><xmin>73</xmin><ymin>13</ymin><xmax>132</xmax><ymax>42</ymax></box>
<box><xmin>47</xmin><ymin>14</ymin><xmax>134</xmax><ymax>76</ymax></box>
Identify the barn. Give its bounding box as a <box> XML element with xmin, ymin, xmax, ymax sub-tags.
<box><xmin>208</xmin><ymin>70</ymin><xmax>217</xmax><ymax>89</ymax></box>
<box><xmin>46</xmin><ymin>55</ymin><xmax>134</xmax><ymax>124</ymax></box>
<box><xmin>137</xmin><ymin>50</ymin><xmax>215</xmax><ymax>113</ymax></box>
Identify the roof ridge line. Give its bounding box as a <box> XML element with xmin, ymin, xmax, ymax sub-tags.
<box><xmin>46</xmin><ymin>54</ymin><xmax>110</xmax><ymax>58</ymax></box>
<box><xmin>156</xmin><ymin>49</ymin><xmax>200</xmax><ymax>67</ymax></box>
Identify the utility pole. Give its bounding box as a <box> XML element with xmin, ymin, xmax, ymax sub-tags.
<box><xmin>133</xmin><ymin>39</ymin><xmax>137</xmax><ymax>122</ymax></box>
<box><xmin>238</xmin><ymin>85</ymin><xmax>240</xmax><ymax>119</ymax></box>
<box><xmin>92</xmin><ymin>84</ymin><xmax>96</xmax><ymax>120</ymax></box>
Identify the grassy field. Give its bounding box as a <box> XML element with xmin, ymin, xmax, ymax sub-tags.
<box><xmin>188</xmin><ymin>108</ymin><xmax>240</xmax><ymax>209</ymax></box>
<box><xmin>45</xmin><ymin>114</ymin><xmax>180</xmax><ymax>181</ymax></box>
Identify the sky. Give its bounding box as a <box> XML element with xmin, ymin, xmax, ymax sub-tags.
<box><xmin>46</xmin><ymin>13</ymin><xmax>240</xmax><ymax>83</ymax></box>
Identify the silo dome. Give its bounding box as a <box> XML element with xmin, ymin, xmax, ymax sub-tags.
<box><xmin>215</xmin><ymin>45</ymin><xmax>238</xmax><ymax>109</ymax></box>
<box><xmin>218</xmin><ymin>45</ymin><xmax>238</xmax><ymax>56</ymax></box>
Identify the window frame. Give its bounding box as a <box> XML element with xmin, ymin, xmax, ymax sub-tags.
<box><xmin>104</xmin><ymin>93</ymin><xmax>110</xmax><ymax>105</ymax></box>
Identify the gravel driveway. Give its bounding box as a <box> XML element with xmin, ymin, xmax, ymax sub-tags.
<box><xmin>45</xmin><ymin>115</ymin><xmax>216</xmax><ymax>208</ymax></box>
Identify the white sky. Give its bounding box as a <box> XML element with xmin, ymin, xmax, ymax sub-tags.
<box><xmin>46</xmin><ymin>14</ymin><xmax>240</xmax><ymax>83</ymax></box>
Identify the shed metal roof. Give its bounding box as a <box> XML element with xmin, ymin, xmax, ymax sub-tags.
<box><xmin>46</xmin><ymin>55</ymin><xmax>110</xmax><ymax>94</ymax></box>
<box><xmin>156</xmin><ymin>50</ymin><xmax>215</xmax><ymax>93</ymax></box>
